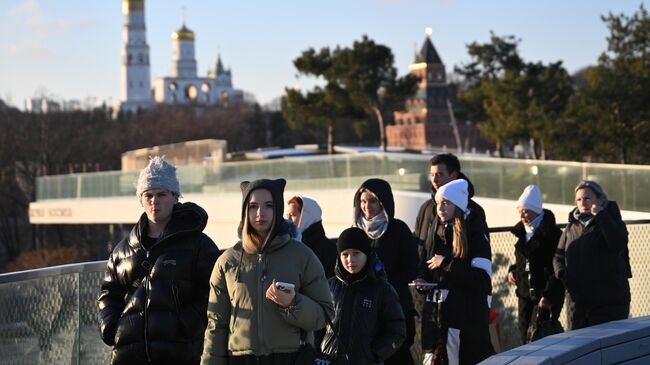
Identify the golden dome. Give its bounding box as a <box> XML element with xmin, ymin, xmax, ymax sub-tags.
<box><xmin>172</xmin><ymin>25</ymin><xmax>195</xmax><ymax>41</ymax></box>
<box><xmin>122</xmin><ymin>0</ymin><xmax>144</xmax><ymax>14</ymax></box>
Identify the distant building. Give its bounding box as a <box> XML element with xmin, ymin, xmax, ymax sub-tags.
<box><xmin>152</xmin><ymin>24</ymin><xmax>243</xmax><ymax>107</ymax></box>
<box><xmin>387</xmin><ymin>31</ymin><xmax>492</xmax><ymax>151</ymax></box>
<box><xmin>120</xmin><ymin>0</ymin><xmax>155</xmax><ymax>113</ymax></box>
<box><xmin>120</xmin><ymin>0</ymin><xmax>242</xmax><ymax>113</ymax></box>
<box><xmin>24</xmin><ymin>97</ymin><xmax>102</xmax><ymax>113</ymax></box>
<box><xmin>25</xmin><ymin>98</ymin><xmax>61</xmax><ymax>113</ymax></box>
<box><xmin>121</xmin><ymin>139</ymin><xmax>227</xmax><ymax>171</ymax></box>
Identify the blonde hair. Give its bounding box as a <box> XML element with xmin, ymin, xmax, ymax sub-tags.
<box><xmin>451</xmin><ymin>213</ymin><xmax>468</xmax><ymax>259</ymax></box>
<box><xmin>241</xmin><ymin>195</ymin><xmax>275</xmax><ymax>254</ymax></box>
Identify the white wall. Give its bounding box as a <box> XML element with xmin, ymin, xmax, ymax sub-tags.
<box><xmin>29</xmin><ymin>190</ymin><xmax>650</xmax><ymax>249</ymax></box>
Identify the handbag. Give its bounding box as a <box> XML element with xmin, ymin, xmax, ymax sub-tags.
<box><xmin>294</xmin><ymin>303</ymin><xmax>347</xmax><ymax>365</ymax></box>
<box><xmin>527</xmin><ymin>307</ymin><xmax>564</xmax><ymax>342</ymax></box>
<box><xmin>295</xmin><ymin>343</ymin><xmax>338</xmax><ymax>365</ymax></box>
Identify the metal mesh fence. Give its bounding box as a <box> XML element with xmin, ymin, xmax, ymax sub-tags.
<box><xmin>0</xmin><ymin>265</ymin><xmax>110</xmax><ymax>365</ymax></box>
<box><xmin>0</xmin><ymin>223</ymin><xmax>649</xmax><ymax>363</ymax></box>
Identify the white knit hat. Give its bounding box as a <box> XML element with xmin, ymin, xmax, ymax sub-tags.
<box><xmin>135</xmin><ymin>156</ymin><xmax>181</xmax><ymax>197</ymax></box>
<box><xmin>435</xmin><ymin>179</ymin><xmax>469</xmax><ymax>213</ymax></box>
<box><xmin>516</xmin><ymin>185</ymin><xmax>543</xmax><ymax>214</ymax></box>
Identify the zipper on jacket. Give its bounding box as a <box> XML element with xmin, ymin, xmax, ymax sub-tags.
<box><xmin>141</xmin><ymin>243</ymin><xmax>157</xmax><ymax>363</ymax></box>
<box><xmin>143</xmin><ymin>274</ymin><xmax>152</xmax><ymax>362</ymax></box>
<box><xmin>257</xmin><ymin>253</ymin><xmax>265</xmax><ymax>353</ymax></box>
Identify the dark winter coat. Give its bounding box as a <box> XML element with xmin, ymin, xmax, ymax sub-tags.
<box><xmin>553</xmin><ymin>201</ymin><xmax>631</xmax><ymax>309</ymax></box>
<box><xmin>302</xmin><ymin>220</ymin><xmax>337</xmax><ymax>279</ymax></box>
<box><xmin>413</xmin><ymin>174</ymin><xmax>489</xmax><ymax>351</ymax></box>
<box><xmin>321</xmin><ymin>254</ymin><xmax>406</xmax><ymax>364</ymax></box>
<box><xmin>98</xmin><ymin>202</ymin><xmax>220</xmax><ymax>365</ymax></box>
<box><xmin>419</xmin><ymin>210</ymin><xmax>492</xmax><ymax>332</ymax></box>
<box><xmin>353</xmin><ymin>178</ymin><xmax>419</xmax><ymax>315</ymax></box>
<box><xmin>509</xmin><ymin>209</ymin><xmax>564</xmax><ymax>306</ymax></box>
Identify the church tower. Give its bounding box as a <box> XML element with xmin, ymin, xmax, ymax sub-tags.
<box><xmin>387</xmin><ymin>28</ymin><xmax>492</xmax><ymax>151</ymax></box>
<box><xmin>171</xmin><ymin>24</ymin><xmax>197</xmax><ymax>79</ymax></box>
<box><xmin>120</xmin><ymin>0</ymin><xmax>153</xmax><ymax>112</ymax></box>
<box><xmin>408</xmin><ymin>28</ymin><xmax>450</xmax><ymax>124</ymax></box>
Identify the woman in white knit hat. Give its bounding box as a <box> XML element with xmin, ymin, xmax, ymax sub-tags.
<box><xmin>507</xmin><ymin>185</ymin><xmax>564</xmax><ymax>343</ymax></box>
<box><xmin>416</xmin><ymin>179</ymin><xmax>494</xmax><ymax>365</ymax></box>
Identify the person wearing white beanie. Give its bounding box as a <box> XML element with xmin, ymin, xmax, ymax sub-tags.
<box><xmin>412</xmin><ymin>154</ymin><xmax>491</xmax><ymax>364</ymax></box>
<box><xmin>507</xmin><ymin>185</ymin><xmax>564</xmax><ymax>343</ymax></box>
<box><xmin>418</xmin><ymin>178</ymin><xmax>494</xmax><ymax>364</ymax></box>
<box><xmin>516</xmin><ymin>185</ymin><xmax>543</xmax><ymax>215</ymax></box>
<box><xmin>434</xmin><ymin>179</ymin><xmax>469</xmax><ymax>214</ymax></box>
<box><xmin>98</xmin><ymin>156</ymin><xmax>220</xmax><ymax>365</ymax></box>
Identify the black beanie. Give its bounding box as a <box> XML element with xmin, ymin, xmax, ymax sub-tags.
<box><xmin>336</xmin><ymin>227</ymin><xmax>372</xmax><ymax>256</ymax></box>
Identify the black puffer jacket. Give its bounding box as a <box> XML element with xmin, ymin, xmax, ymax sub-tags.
<box><xmin>98</xmin><ymin>202</ymin><xmax>220</xmax><ymax>365</ymax></box>
<box><xmin>553</xmin><ymin>201</ymin><xmax>631</xmax><ymax>307</ymax></box>
<box><xmin>353</xmin><ymin>179</ymin><xmax>419</xmax><ymax>315</ymax></box>
<box><xmin>321</xmin><ymin>254</ymin><xmax>406</xmax><ymax>364</ymax></box>
<box><xmin>509</xmin><ymin>209</ymin><xmax>564</xmax><ymax>305</ymax></box>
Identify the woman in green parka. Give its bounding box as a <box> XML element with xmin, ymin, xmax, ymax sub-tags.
<box><xmin>201</xmin><ymin>178</ymin><xmax>334</xmax><ymax>365</ymax></box>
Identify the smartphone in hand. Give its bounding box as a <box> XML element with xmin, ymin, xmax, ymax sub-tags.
<box><xmin>275</xmin><ymin>281</ymin><xmax>295</xmax><ymax>292</ymax></box>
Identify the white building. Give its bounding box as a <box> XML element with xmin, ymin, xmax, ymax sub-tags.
<box><xmin>120</xmin><ymin>0</ymin><xmax>242</xmax><ymax>112</ymax></box>
<box><xmin>152</xmin><ymin>24</ymin><xmax>243</xmax><ymax>107</ymax></box>
<box><xmin>25</xmin><ymin>98</ymin><xmax>61</xmax><ymax>113</ymax></box>
<box><xmin>119</xmin><ymin>0</ymin><xmax>154</xmax><ymax>113</ymax></box>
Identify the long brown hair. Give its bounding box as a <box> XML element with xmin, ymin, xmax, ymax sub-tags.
<box><xmin>451</xmin><ymin>210</ymin><xmax>468</xmax><ymax>259</ymax></box>
<box><xmin>241</xmin><ymin>191</ymin><xmax>276</xmax><ymax>254</ymax></box>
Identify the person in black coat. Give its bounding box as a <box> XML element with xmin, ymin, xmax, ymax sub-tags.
<box><xmin>286</xmin><ymin>195</ymin><xmax>337</xmax><ymax>279</ymax></box>
<box><xmin>415</xmin><ymin>179</ymin><xmax>494</xmax><ymax>365</ymax></box>
<box><xmin>98</xmin><ymin>157</ymin><xmax>220</xmax><ymax>365</ymax></box>
<box><xmin>353</xmin><ymin>178</ymin><xmax>419</xmax><ymax>365</ymax></box>
<box><xmin>413</xmin><ymin>154</ymin><xmax>489</xmax><ymax>362</ymax></box>
<box><xmin>507</xmin><ymin>185</ymin><xmax>564</xmax><ymax>343</ymax></box>
<box><xmin>553</xmin><ymin>180</ymin><xmax>631</xmax><ymax>330</ymax></box>
<box><xmin>321</xmin><ymin>227</ymin><xmax>406</xmax><ymax>364</ymax></box>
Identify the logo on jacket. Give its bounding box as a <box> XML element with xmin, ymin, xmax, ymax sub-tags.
<box><xmin>362</xmin><ymin>298</ymin><xmax>373</xmax><ymax>309</ymax></box>
<box><xmin>163</xmin><ymin>259</ymin><xmax>177</xmax><ymax>266</ymax></box>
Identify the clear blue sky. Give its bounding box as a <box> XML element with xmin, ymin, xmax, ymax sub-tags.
<box><xmin>0</xmin><ymin>0</ymin><xmax>645</xmax><ymax>109</ymax></box>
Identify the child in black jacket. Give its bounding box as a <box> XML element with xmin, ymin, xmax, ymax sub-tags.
<box><xmin>320</xmin><ymin>227</ymin><xmax>406</xmax><ymax>365</ymax></box>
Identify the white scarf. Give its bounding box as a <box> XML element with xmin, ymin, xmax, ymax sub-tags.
<box><xmin>356</xmin><ymin>211</ymin><xmax>389</xmax><ymax>239</ymax></box>
<box><xmin>524</xmin><ymin>211</ymin><xmax>544</xmax><ymax>243</ymax></box>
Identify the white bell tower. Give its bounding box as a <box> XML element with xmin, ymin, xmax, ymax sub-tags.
<box><xmin>120</xmin><ymin>0</ymin><xmax>153</xmax><ymax>113</ymax></box>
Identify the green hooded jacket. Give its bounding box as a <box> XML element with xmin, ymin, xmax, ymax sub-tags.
<box><xmin>201</xmin><ymin>179</ymin><xmax>334</xmax><ymax>364</ymax></box>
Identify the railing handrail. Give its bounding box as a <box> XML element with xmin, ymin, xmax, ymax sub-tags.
<box><xmin>0</xmin><ymin>260</ymin><xmax>107</xmax><ymax>284</ymax></box>
<box><xmin>3</xmin><ymin>219</ymin><xmax>650</xmax><ymax>284</ymax></box>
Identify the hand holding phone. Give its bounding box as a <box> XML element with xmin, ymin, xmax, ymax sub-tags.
<box><xmin>275</xmin><ymin>281</ymin><xmax>295</xmax><ymax>292</ymax></box>
<box><xmin>267</xmin><ymin>280</ymin><xmax>296</xmax><ymax>308</ymax></box>
<box><xmin>410</xmin><ymin>278</ymin><xmax>437</xmax><ymax>291</ymax></box>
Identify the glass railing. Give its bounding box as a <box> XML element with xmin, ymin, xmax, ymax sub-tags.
<box><xmin>3</xmin><ymin>221</ymin><xmax>650</xmax><ymax>363</ymax></box>
<box><xmin>36</xmin><ymin>153</ymin><xmax>650</xmax><ymax>212</ymax></box>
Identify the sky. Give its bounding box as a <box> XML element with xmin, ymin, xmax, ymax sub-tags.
<box><xmin>0</xmin><ymin>0</ymin><xmax>646</xmax><ymax>109</ymax></box>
